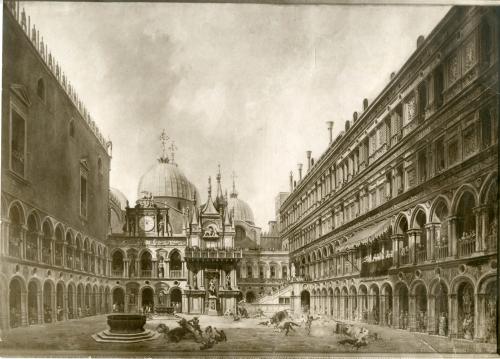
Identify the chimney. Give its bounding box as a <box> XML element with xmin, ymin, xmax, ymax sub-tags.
<box><xmin>306</xmin><ymin>151</ymin><xmax>312</xmax><ymax>171</ymax></box>
<box><xmin>298</xmin><ymin>163</ymin><xmax>303</xmax><ymax>181</ymax></box>
<box><xmin>289</xmin><ymin>171</ymin><xmax>293</xmax><ymax>192</ymax></box>
<box><xmin>326</xmin><ymin>121</ymin><xmax>334</xmax><ymax>144</ymax></box>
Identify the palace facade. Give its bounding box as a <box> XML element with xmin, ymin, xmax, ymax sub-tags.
<box><xmin>281</xmin><ymin>6</ymin><xmax>498</xmax><ymax>343</ymax></box>
<box><xmin>1</xmin><ymin>2</ymin><xmax>112</xmax><ymax>330</ymax></box>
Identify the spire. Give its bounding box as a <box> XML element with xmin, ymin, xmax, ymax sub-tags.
<box><xmin>203</xmin><ymin>176</ymin><xmax>218</xmax><ymax>215</ymax></box>
<box><xmin>159</xmin><ymin>129</ymin><xmax>170</xmax><ymax>163</ymax></box>
<box><xmin>230</xmin><ymin>171</ymin><xmax>238</xmax><ymax>198</ymax></box>
<box><xmin>191</xmin><ymin>206</ymin><xmax>199</xmax><ymax>226</ymax></box>
<box><xmin>215</xmin><ymin>164</ymin><xmax>224</xmax><ymax>205</ymax></box>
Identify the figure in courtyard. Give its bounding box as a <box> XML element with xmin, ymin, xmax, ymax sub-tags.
<box><xmin>386</xmin><ymin>308</ymin><xmax>392</xmax><ymax>326</ymax></box>
<box><xmin>305</xmin><ymin>315</ymin><xmax>319</xmax><ymax>336</ymax></box>
<box><xmin>279</xmin><ymin>321</ymin><xmax>300</xmax><ymax>336</ymax></box>
<box><xmin>439</xmin><ymin>312</ymin><xmax>448</xmax><ymax>336</ymax></box>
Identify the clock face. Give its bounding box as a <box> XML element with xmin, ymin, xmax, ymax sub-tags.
<box><xmin>139</xmin><ymin>216</ymin><xmax>155</xmax><ymax>232</ymax></box>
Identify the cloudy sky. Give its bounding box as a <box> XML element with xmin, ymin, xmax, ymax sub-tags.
<box><xmin>22</xmin><ymin>2</ymin><xmax>449</xmax><ymax>229</ymax></box>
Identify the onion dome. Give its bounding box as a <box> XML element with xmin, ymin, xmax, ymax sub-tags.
<box><xmin>227</xmin><ymin>177</ymin><xmax>255</xmax><ymax>225</ymax></box>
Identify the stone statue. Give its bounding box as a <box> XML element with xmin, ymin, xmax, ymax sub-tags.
<box><xmin>291</xmin><ymin>263</ymin><xmax>296</xmax><ymax>278</ymax></box>
<box><xmin>158</xmin><ymin>290</ymin><xmax>166</xmax><ymax>305</ymax></box>
<box><xmin>226</xmin><ymin>274</ymin><xmax>231</xmax><ymax>289</ymax></box>
<box><xmin>209</xmin><ymin>279</ymin><xmax>216</xmax><ymax>296</ymax></box>
<box><xmin>193</xmin><ymin>271</ymin><xmax>198</xmax><ymax>289</ymax></box>
<box><xmin>462</xmin><ymin>314</ymin><xmax>473</xmax><ymax>340</ymax></box>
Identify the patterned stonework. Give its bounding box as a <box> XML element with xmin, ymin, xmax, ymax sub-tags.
<box><xmin>448</xmin><ymin>52</ymin><xmax>460</xmax><ymax>85</ymax></box>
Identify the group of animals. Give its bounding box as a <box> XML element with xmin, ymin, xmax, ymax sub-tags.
<box><xmin>155</xmin><ymin>317</ymin><xmax>227</xmax><ymax>350</ymax></box>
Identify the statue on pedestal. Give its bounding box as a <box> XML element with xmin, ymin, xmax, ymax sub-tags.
<box><xmin>209</xmin><ymin>279</ymin><xmax>216</xmax><ymax>296</ymax></box>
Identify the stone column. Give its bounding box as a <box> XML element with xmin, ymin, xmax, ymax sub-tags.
<box><xmin>473</xmin><ymin>206</ymin><xmax>486</xmax><ymax>252</ymax></box>
<box><xmin>37</xmin><ymin>231</ymin><xmax>43</xmax><ymax>262</ymax></box>
<box><xmin>425</xmin><ymin>223</ymin><xmax>434</xmax><ymax>261</ymax></box>
<box><xmin>152</xmin><ymin>260</ymin><xmax>158</xmax><ymax>278</ymax></box>
<box><xmin>448</xmin><ymin>216</ymin><xmax>458</xmax><ymax>257</ymax></box>
<box><xmin>449</xmin><ymin>293</ymin><xmax>457</xmax><ymax>338</ymax></box>
<box><xmin>391</xmin><ymin>234</ymin><xmax>402</xmax><ymax>267</ymax></box>
<box><xmin>124</xmin><ymin>260</ymin><xmax>129</xmax><ymax>278</ymax></box>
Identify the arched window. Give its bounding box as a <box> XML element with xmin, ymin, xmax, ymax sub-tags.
<box><xmin>37</xmin><ymin>78</ymin><xmax>45</xmax><ymax>100</ymax></box>
<box><xmin>97</xmin><ymin>158</ymin><xmax>102</xmax><ymax>175</ymax></box>
<box><xmin>247</xmin><ymin>265</ymin><xmax>253</xmax><ymax>278</ymax></box>
<box><xmin>480</xmin><ymin>20</ymin><xmax>492</xmax><ymax>65</ymax></box>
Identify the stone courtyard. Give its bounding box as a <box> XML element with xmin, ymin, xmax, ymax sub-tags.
<box><xmin>0</xmin><ymin>314</ymin><xmax>496</xmax><ymax>356</ymax></box>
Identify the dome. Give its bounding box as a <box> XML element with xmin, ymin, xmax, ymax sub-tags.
<box><xmin>228</xmin><ymin>194</ymin><xmax>255</xmax><ymax>225</ymax></box>
<box><xmin>137</xmin><ymin>160</ymin><xmax>198</xmax><ymax>201</ymax></box>
<box><xmin>110</xmin><ymin>187</ymin><xmax>129</xmax><ymax>210</ymax></box>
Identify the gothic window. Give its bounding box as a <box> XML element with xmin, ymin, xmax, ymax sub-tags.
<box><xmin>37</xmin><ymin>78</ymin><xmax>45</xmax><ymax>101</ymax></box>
<box><xmin>10</xmin><ymin>105</ymin><xmax>26</xmax><ymax>177</ymax></box>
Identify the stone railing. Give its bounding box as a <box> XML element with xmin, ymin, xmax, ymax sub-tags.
<box><xmin>458</xmin><ymin>233</ymin><xmax>476</xmax><ymax>257</ymax></box>
<box><xmin>184</xmin><ymin>247</ymin><xmax>243</xmax><ymax>259</ymax></box>
<box><xmin>169</xmin><ymin>270</ymin><xmax>183</xmax><ymax>278</ymax></box>
<box><xmin>435</xmin><ymin>243</ymin><xmax>448</xmax><ymax>260</ymax></box>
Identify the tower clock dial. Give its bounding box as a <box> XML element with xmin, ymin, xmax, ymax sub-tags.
<box><xmin>139</xmin><ymin>216</ymin><xmax>155</xmax><ymax>232</ymax></box>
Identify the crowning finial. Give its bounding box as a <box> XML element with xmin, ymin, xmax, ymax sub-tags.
<box><xmin>208</xmin><ymin>176</ymin><xmax>212</xmax><ymax>197</ymax></box>
<box><xmin>168</xmin><ymin>141</ymin><xmax>177</xmax><ymax>164</ymax></box>
<box><xmin>230</xmin><ymin>171</ymin><xmax>238</xmax><ymax>198</ymax></box>
<box><xmin>159</xmin><ymin>129</ymin><xmax>169</xmax><ymax>162</ymax></box>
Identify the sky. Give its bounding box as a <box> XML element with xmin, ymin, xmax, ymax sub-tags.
<box><xmin>21</xmin><ymin>2</ymin><xmax>450</xmax><ymax>229</ymax></box>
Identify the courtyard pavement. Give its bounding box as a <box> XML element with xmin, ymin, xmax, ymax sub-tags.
<box><xmin>0</xmin><ymin>314</ymin><xmax>497</xmax><ymax>357</ymax></box>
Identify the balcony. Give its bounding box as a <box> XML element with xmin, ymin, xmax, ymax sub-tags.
<box><xmin>140</xmin><ymin>270</ymin><xmax>152</xmax><ymax>277</ymax></box>
<box><xmin>184</xmin><ymin>247</ymin><xmax>242</xmax><ymax>261</ymax></box>
<box><xmin>111</xmin><ymin>269</ymin><xmax>123</xmax><ymax>277</ymax></box>
<box><xmin>435</xmin><ymin>244</ymin><xmax>449</xmax><ymax>259</ymax></box>
<box><xmin>416</xmin><ymin>249</ymin><xmax>427</xmax><ymax>263</ymax></box>
<box><xmin>169</xmin><ymin>270</ymin><xmax>183</xmax><ymax>278</ymax></box>
<box><xmin>458</xmin><ymin>234</ymin><xmax>476</xmax><ymax>257</ymax></box>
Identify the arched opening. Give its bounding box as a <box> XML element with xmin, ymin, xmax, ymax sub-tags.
<box><xmin>140</xmin><ymin>251</ymin><xmax>152</xmax><ymax>277</ymax></box>
<box><xmin>382</xmin><ymin>285</ymin><xmax>393</xmax><ymax>326</ymax></box>
<box><xmin>75</xmin><ymin>238</ymin><xmax>82</xmax><ymax>270</ymax></box>
<box><xmin>457</xmin><ymin>281</ymin><xmax>475</xmax><ymax>340</ymax></box>
<box><xmin>77</xmin><ymin>284</ymin><xmax>83</xmax><ymax>317</ymax></box>
<box><xmin>55</xmin><ymin>227</ymin><xmax>64</xmax><ymax>267</ymax></box>
<box><xmin>43</xmin><ymin>281</ymin><xmax>53</xmax><ymax>323</ymax></box>
<box><xmin>334</xmin><ymin>288</ymin><xmax>341</xmax><ymax>319</ymax></box>
<box><xmin>397</xmin><ymin>216</ymin><xmax>410</xmax><ymax>265</ymax></box>
<box><xmin>359</xmin><ymin>286</ymin><xmax>368</xmax><ymax>322</ymax></box>
<box><xmin>8</xmin><ymin>205</ymin><xmax>23</xmax><ymax>258</ymax></box>
<box><xmin>112</xmin><ymin>288</ymin><xmax>125</xmax><ymax>313</ymax></box>
<box><xmin>141</xmin><ymin>288</ymin><xmax>154</xmax><ymax>312</ymax></box>
<box><xmin>245</xmin><ymin>291</ymin><xmax>256</xmax><ymax>303</ymax></box>
<box><xmin>456</xmin><ymin>192</ymin><xmax>476</xmax><ymax>256</ymax></box>
<box><xmin>111</xmin><ymin>251</ymin><xmax>124</xmax><ymax>277</ymax></box>
<box><xmin>432</xmin><ymin>199</ymin><xmax>449</xmax><ymax>259</ymax></box>
<box><xmin>9</xmin><ymin>278</ymin><xmax>23</xmax><ymax>328</ymax></box>
<box><xmin>282</xmin><ymin>265</ymin><xmax>288</xmax><ymax>279</ymax></box>
<box><xmin>67</xmin><ymin>284</ymin><xmax>74</xmax><ymax>319</ymax></box>
<box><xmin>65</xmin><ymin>232</ymin><xmax>75</xmax><ymax>269</ymax></box>
<box><xmin>85</xmin><ymin>284</ymin><xmax>91</xmax><ymax>316</ymax></box>
<box><xmin>433</xmin><ymin>280</ymin><xmax>448</xmax><ymax>336</ymax></box>
<box><xmin>414</xmin><ymin>283</ymin><xmax>427</xmax><ymax>333</ymax></box>
<box><xmin>104</xmin><ymin>287</ymin><xmax>110</xmax><ymax>313</ymax></box>
<box><xmin>56</xmin><ymin>283</ymin><xmax>64</xmax><ymax>321</ymax></box>
<box><xmin>328</xmin><ymin>288</ymin><xmax>334</xmax><ymax>316</ymax></box>
<box><xmin>342</xmin><ymin>287</ymin><xmax>349</xmax><ymax>320</ymax></box>
<box><xmin>350</xmin><ymin>287</ymin><xmax>358</xmax><ymax>321</ymax></box>
<box><xmin>169</xmin><ymin>251</ymin><xmax>182</xmax><ymax>278</ymax></box>
<box><xmin>369</xmin><ymin>285</ymin><xmax>380</xmax><ymax>325</ymax></box>
<box><xmin>300</xmin><ymin>290</ymin><xmax>310</xmax><ymax>313</ymax></box>
<box><xmin>42</xmin><ymin>221</ymin><xmax>52</xmax><ymax>265</ymax></box>
<box><xmin>126</xmin><ymin>283</ymin><xmax>138</xmax><ymax>314</ymax></box>
<box><xmin>26</xmin><ymin>214</ymin><xmax>39</xmax><ymax>261</ymax></box>
<box><xmin>170</xmin><ymin>288</ymin><xmax>182</xmax><ymax>313</ymax></box>
<box><xmin>91</xmin><ymin>286</ymin><xmax>97</xmax><ymax>315</ymax></box>
<box><xmin>414</xmin><ymin>210</ymin><xmax>427</xmax><ymax>263</ymax></box>
<box><xmin>397</xmin><ymin>284</ymin><xmax>409</xmax><ymax>329</ymax></box>
<box><xmin>270</xmin><ymin>265</ymin><xmax>276</xmax><ymax>279</ymax></box>
<box><xmin>28</xmin><ymin>280</ymin><xmax>38</xmax><ymax>325</ymax></box>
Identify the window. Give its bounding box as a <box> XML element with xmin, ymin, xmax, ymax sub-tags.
<box><xmin>480</xmin><ymin>108</ymin><xmax>492</xmax><ymax>148</ymax></box>
<box><xmin>397</xmin><ymin>164</ymin><xmax>404</xmax><ymax>194</ymax></box>
<box><xmin>10</xmin><ymin>105</ymin><xmax>26</xmax><ymax>177</ymax></box>
<box><xmin>37</xmin><ymin>78</ymin><xmax>45</xmax><ymax>101</ymax></box>
<box><xmin>69</xmin><ymin>120</ymin><xmax>75</xmax><ymax>138</ymax></box>
<box><xmin>80</xmin><ymin>173</ymin><xmax>88</xmax><ymax>218</ymax></box>
<box><xmin>480</xmin><ymin>21</ymin><xmax>492</xmax><ymax>65</ymax></box>
<box><xmin>259</xmin><ymin>266</ymin><xmax>264</xmax><ymax>279</ymax></box>
<box><xmin>417</xmin><ymin>150</ymin><xmax>427</xmax><ymax>183</ymax></box>
<box><xmin>270</xmin><ymin>266</ymin><xmax>276</xmax><ymax>278</ymax></box>
<box><xmin>435</xmin><ymin>137</ymin><xmax>445</xmax><ymax>172</ymax></box>
<box><xmin>247</xmin><ymin>266</ymin><xmax>253</xmax><ymax>278</ymax></box>
<box><xmin>418</xmin><ymin>81</ymin><xmax>428</xmax><ymax>121</ymax></box>
<box><xmin>98</xmin><ymin>157</ymin><xmax>103</xmax><ymax>175</ymax></box>
<box><xmin>434</xmin><ymin>65</ymin><xmax>444</xmax><ymax>109</ymax></box>
<box><xmin>448</xmin><ymin>140</ymin><xmax>459</xmax><ymax>166</ymax></box>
